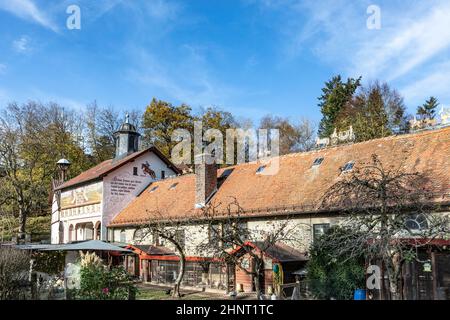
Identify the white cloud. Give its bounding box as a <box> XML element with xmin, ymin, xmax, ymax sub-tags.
<box><xmin>145</xmin><ymin>0</ymin><xmax>180</xmax><ymax>20</ymax></box>
<box><xmin>12</xmin><ymin>36</ymin><xmax>30</xmax><ymax>53</ymax></box>
<box><xmin>278</xmin><ymin>1</ymin><xmax>450</xmax><ymax>82</ymax></box>
<box><xmin>261</xmin><ymin>0</ymin><xmax>450</xmax><ymax>108</ymax></box>
<box><xmin>0</xmin><ymin>0</ymin><xmax>58</xmax><ymax>32</ymax></box>
<box><xmin>400</xmin><ymin>61</ymin><xmax>450</xmax><ymax>106</ymax></box>
<box><xmin>350</xmin><ymin>2</ymin><xmax>450</xmax><ymax>81</ymax></box>
<box><xmin>28</xmin><ymin>87</ymin><xmax>87</xmax><ymax>111</ymax></box>
<box><xmin>126</xmin><ymin>45</ymin><xmax>239</xmax><ymax>108</ymax></box>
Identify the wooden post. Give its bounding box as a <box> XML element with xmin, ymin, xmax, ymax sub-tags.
<box><xmin>431</xmin><ymin>251</ymin><xmax>437</xmax><ymax>300</ymax></box>
<box><xmin>143</xmin><ymin>259</ymin><xmax>149</xmax><ymax>282</ymax></box>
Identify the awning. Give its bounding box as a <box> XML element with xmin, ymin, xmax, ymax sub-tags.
<box><xmin>230</xmin><ymin>241</ymin><xmax>309</xmax><ymax>263</ymax></box>
<box><xmin>292</xmin><ymin>268</ymin><xmax>308</xmax><ymax>276</ymax></box>
<box><xmin>36</xmin><ymin>240</ymin><xmax>132</xmax><ymax>253</ymax></box>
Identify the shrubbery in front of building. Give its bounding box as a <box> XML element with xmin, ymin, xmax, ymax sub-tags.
<box><xmin>0</xmin><ymin>247</ymin><xmax>30</xmax><ymax>300</ymax></box>
<box><xmin>70</xmin><ymin>252</ymin><xmax>137</xmax><ymax>300</ymax></box>
<box><xmin>307</xmin><ymin>226</ymin><xmax>365</xmax><ymax>300</ymax></box>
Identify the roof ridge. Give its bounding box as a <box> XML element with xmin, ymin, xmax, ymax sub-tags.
<box><xmin>274</xmin><ymin>125</ymin><xmax>450</xmax><ymax>160</ymax></box>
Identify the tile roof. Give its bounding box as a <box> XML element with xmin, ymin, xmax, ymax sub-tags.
<box><xmin>110</xmin><ymin>127</ymin><xmax>450</xmax><ymax>227</ymax></box>
<box><xmin>127</xmin><ymin>244</ymin><xmax>175</xmax><ymax>256</ymax></box>
<box><xmin>231</xmin><ymin>241</ymin><xmax>309</xmax><ymax>262</ymax></box>
<box><xmin>55</xmin><ymin>147</ymin><xmax>181</xmax><ymax>191</ymax></box>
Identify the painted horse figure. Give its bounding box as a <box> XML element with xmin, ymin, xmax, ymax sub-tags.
<box><xmin>142</xmin><ymin>161</ymin><xmax>157</xmax><ymax>179</ymax></box>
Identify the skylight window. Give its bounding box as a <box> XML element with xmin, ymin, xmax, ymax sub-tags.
<box><xmin>220</xmin><ymin>168</ymin><xmax>233</xmax><ymax>178</ymax></box>
<box><xmin>342</xmin><ymin>161</ymin><xmax>355</xmax><ymax>172</ymax></box>
<box><xmin>256</xmin><ymin>165</ymin><xmax>266</xmax><ymax>174</ymax></box>
<box><xmin>312</xmin><ymin>157</ymin><xmax>324</xmax><ymax>167</ymax></box>
<box><xmin>149</xmin><ymin>186</ymin><xmax>159</xmax><ymax>193</ymax></box>
<box><xmin>169</xmin><ymin>182</ymin><xmax>178</xmax><ymax>190</ymax></box>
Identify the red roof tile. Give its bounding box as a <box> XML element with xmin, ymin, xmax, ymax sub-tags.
<box><xmin>110</xmin><ymin>127</ymin><xmax>450</xmax><ymax>226</ymax></box>
<box><xmin>55</xmin><ymin>147</ymin><xmax>181</xmax><ymax>190</ymax></box>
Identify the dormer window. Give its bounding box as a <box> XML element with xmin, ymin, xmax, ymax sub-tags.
<box><xmin>256</xmin><ymin>165</ymin><xmax>266</xmax><ymax>174</ymax></box>
<box><xmin>312</xmin><ymin>157</ymin><xmax>324</xmax><ymax>167</ymax></box>
<box><xmin>220</xmin><ymin>169</ymin><xmax>233</xmax><ymax>178</ymax></box>
<box><xmin>342</xmin><ymin>161</ymin><xmax>355</xmax><ymax>172</ymax></box>
<box><xmin>149</xmin><ymin>186</ymin><xmax>159</xmax><ymax>193</ymax></box>
<box><xmin>169</xmin><ymin>182</ymin><xmax>178</xmax><ymax>190</ymax></box>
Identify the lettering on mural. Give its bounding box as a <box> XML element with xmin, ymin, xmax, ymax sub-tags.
<box><xmin>110</xmin><ymin>177</ymin><xmax>142</xmax><ymax>196</ymax></box>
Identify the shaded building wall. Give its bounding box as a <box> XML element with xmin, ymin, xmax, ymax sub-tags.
<box><xmin>103</xmin><ymin>152</ymin><xmax>177</xmax><ymax>240</ymax></box>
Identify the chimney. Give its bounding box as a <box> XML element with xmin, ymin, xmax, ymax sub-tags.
<box><xmin>195</xmin><ymin>153</ymin><xmax>217</xmax><ymax>208</ymax></box>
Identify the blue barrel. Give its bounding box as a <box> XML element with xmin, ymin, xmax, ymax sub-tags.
<box><xmin>354</xmin><ymin>289</ymin><xmax>366</xmax><ymax>300</ymax></box>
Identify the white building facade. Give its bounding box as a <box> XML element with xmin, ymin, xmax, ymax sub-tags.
<box><xmin>51</xmin><ymin>118</ymin><xmax>179</xmax><ymax>244</ymax></box>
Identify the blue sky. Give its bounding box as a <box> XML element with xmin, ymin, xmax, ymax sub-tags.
<box><xmin>1</xmin><ymin>0</ymin><xmax>450</xmax><ymax>124</ymax></box>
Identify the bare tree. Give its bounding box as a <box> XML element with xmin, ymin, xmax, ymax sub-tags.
<box><xmin>85</xmin><ymin>102</ymin><xmax>143</xmax><ymax>162</ymax></box>
<box><xmin>0</xmin><ymin>247</ymin><xmax>30</xmax><ymax>300</ymax></box>
<box><xmin>259</xmin><ymin>116</ymin><xmax>316</xmax><ymax>154</ymax></box>
<box><xmin>197</xmin><ymin>199</ymin><xmax>304</xmax><ymax>300</ymax></box>
<box><xmin>139</xmin><ymin>210</ymin><xmax>192</xmax><ymax>298</ymax></box>
<box><xmin>319</xmin><ymin>154</ymin><xmax>449</xmax><ymax>300</ymax></box>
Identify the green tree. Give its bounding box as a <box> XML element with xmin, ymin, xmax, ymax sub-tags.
<box><xmin>142</xmin><ymin>98</ymin><xmax>194</xmax><ymax>158</ymax></box>
<box><xmin>318</xmin><ymin>75</ymin><xmax>361</xmax><ymax>138</ymax></box>
<box><xmin>0</xmin><ymin>102</ymin><xmax>90</xmax><ymax>241</ymax></box>
<box><xmin>307</xmin><ymin>226</ymin><xmax>365</xmax><ymax>300</ymax></box>
<box><xmin>417</xmin><ymin>96</ymin><xmax>439</xmax><ymax>121</ymax></box>
<box><xmin>338</xmin><ymin>82</ymin><xmax>407</xmax><ymax>142</ymax></box>
<box><xmin>72</xmin><ymin>252</ymin><xmax>136</xmax><ymax>300</ymax></box>
<box><xmin>200</xmin><ymin>107</ymin><xmax>236</xmax><ymax>134</ymax></box>
<box><xmin>199</xmin><ymin>107</ymin><xmax>237</xmax><ymax>166</ymax></box>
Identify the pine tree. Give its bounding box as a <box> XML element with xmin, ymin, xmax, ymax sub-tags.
<box><xmin>417</xmin><ymin>96</ymin><xmax>439</xmax><ymax>120</ymax></box>
<box><xmin>318</xmin><ymin>75</ymin><xmax>361</xmax><ymax>138</ymax></box>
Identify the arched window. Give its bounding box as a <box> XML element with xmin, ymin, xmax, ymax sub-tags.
<box><xmin>405</xmin><ymin>213</ymin><xmax>428</xmax><ymax>232</ymax></box>
<box><xmin>68</xmin><ymin>225</ymin><xmax>74</xmax><ymax>242</ymax></box>
<box><xmin>59</xmin><ymin>222</ymin><xmax>64</xmax><ymax>244</ymax></box>
<box><xmin>133</xmin><ymin>228</ymin><xmax>144</xmax><ymax>243</ymax></box>
<box><xmin>95</xmin><ymin>221</ymin><xmax>101</xmax><ymax>240</ymax></box>
<box><xmin>85</xmin><ymin>222</ymin><xmax>94</xmax><ymax>240</ymax></box>
<box><xmin>120</xmin><ymin>229</ymin><xmax>126</xmax><ymax>243</ymax></box>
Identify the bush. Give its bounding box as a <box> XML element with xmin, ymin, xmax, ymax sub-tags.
<box><xmin>71</xmin><ymin>252</ymin><xmax>137</xmax><ymax>300</ymax></box>
<box><xmin>0</xmin><ymin>247</ymin><xmax>30</xmax><ymax>300</ymax></box>
<box><xmin>307</xmin><ymin>226</ymin><xmax>365</xmax><ymax>300</ymax></box>
<box><xmin>34</xmin><ymin>251</ymin><xmax>66</xmax><ymax>275</ymax></box>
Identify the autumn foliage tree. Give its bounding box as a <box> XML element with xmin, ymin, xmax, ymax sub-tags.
<box><xmin>142</xmin><ymin>98</ymin><xmax>194</xmax><ymax>158</ymax></box>
<box><xmin>259</xmin><ymin>115</ymin><xmax>315</xmax><ymax>154</ymax></box>
<box><xmin>0</xmin><ymin>102</ymin><xmax>90</xmax><ymax>241</ymax></box>
<box><xmin>340</xmin><ymin>82</ymin><xmax>407</xmax><ymax>141</ymax></box>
